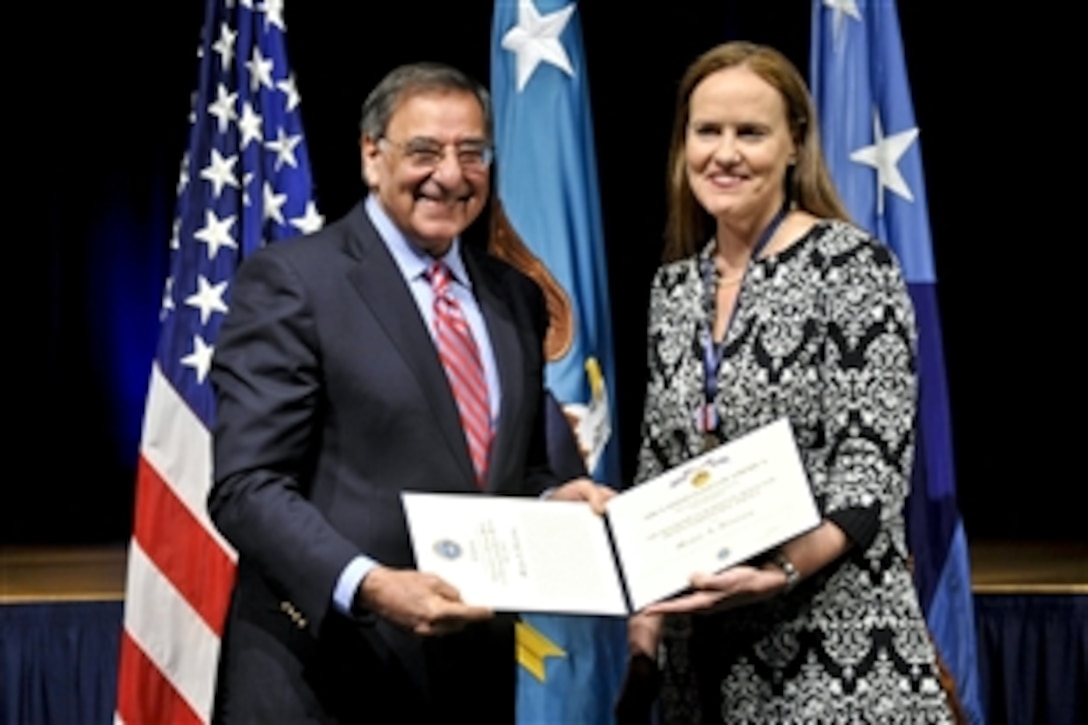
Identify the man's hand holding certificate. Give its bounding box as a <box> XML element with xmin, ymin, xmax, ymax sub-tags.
<box><xmin>403</xmin><ymin>418</ymin><xmax>820</xmax><ymax>615</ymax></box>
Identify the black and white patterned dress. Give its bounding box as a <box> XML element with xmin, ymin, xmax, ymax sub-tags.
<box><xmin>636</xmin><ymin>220</ymin><xmax>955</xmax><ymax>723</ymax></box>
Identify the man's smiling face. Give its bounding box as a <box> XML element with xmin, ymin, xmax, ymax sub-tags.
<box><xmin>362</xmin><ymin>89</ymin><xmax>490</xmax><ymax>256</ymax></box>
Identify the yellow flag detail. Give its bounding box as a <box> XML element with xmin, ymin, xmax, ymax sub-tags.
<box><xmin>516</xmin><ymin>619</ymin><xmax>566</xmax><ymax>682</ymax></box>
<box><xmin>585</xmin><ymin>356</ymin><xmax>604</xmax><ymax>400</ymax></box>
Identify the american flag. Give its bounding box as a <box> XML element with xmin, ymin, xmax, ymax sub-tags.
<box><xmin>115</xmin><ymin>1</ymin><xmax>321</xmax><ymax>722</ymax></box>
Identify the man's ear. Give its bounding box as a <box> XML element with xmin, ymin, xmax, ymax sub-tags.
<box><xmin>361</xmin><ymin>133</ymin><xmax>381</xmax><ymax>188</ymax></box>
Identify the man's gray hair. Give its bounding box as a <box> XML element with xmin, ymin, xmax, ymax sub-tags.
<box><xmin>360</xmin><ymin>62</ymin><xmax>492</xmax><ymax>140</ymax></box>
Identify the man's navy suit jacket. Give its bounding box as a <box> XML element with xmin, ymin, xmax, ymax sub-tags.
<box><xmin>208</xmin><ymin>201</ymin><xmax>558</xmax><ymax>722</ymax></box>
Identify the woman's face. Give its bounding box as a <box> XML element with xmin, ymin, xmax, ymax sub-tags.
<box><xmin>685</xmin><ymin>65</ymin><xmax>796</xmax><ymax>230</ymax></box>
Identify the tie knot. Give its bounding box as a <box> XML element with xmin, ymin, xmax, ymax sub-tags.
<box><xmin>428</xmin><ymin>261</ymin><xmax>451</xmax><ymax>296</ymax></box>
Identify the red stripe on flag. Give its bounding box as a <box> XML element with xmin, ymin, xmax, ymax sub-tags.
<box><xmin>117</xmin><ymin>630</ymin><xmax>204</xmax><ymax>725</ymax></box>
<box><xmin>132</xmin><ymin>455</ymin><xmax>235</xmax><ymax>635</ymax></box>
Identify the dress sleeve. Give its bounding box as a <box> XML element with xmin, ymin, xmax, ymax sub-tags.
<box><xmin>635</xmin><ymin>265</ymin><xmax>672</xmax><ymax>485</ymax></box>
<box><xmin>635</xmin><ymin>259</ymin><xmax>713</xmax><ymax>487</ymax></box>
<box><xmin>827</xmin><ymin>506</ymin><xmax>881</xmax><ymax>551</ymax></box>
<box><xmin>817</xmin><ymin>233</ymin><xmax>919</xmax><ymax>548</ymax></box>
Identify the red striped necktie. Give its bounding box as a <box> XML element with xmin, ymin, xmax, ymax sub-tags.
<box><xmin>429</xmin><ymin>261</ymin><xmax>491</xmax><ymax>487</ymax></box>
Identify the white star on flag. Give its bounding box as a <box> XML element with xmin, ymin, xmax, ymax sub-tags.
<box><xmin>237</xmin><ymin>102</ymin><xmax>264</xmax><ymax>149</ymax></box>
<box><xmin>212</xmin><ymin>23</ymin><xmax>237</xmax><ymax>70</ymax></box>
<box><xmin>161</xmin><ymin>276</ymin><xmax>175</xmax><ymax>318</ymax></box>
<box><xmin>501</xmin><ymin>0</ymin><xmax>576</xmax><ymax>92</ymax></box>
<box><xmin>266</xmin><ymin>127</ymin><xmax>302</xmax><ymax>170</ymax></box>
<box><xmin>277</xmin><ymin>73</ymin><xmax>301</xmax><ymax>111</ymax></box>
<box><xmin>180</xmin><ymin>335</ymin><xmax>215</xmax><ymax>383</ymax></box>
<box><xmin>193</xmin><ymin>209</ymin><xmax>238</xmax><ymax>259</ymax></box>
<box><xmin>262</xmin><ymin>182</ymin><xmax>287</xmax><ymax>225</ymax></box>
<box><xmin>291</xmin><ymin>200</ymin><xmax>325</xmax><ymax>234</ymax></box>
<box><xmin>185</xmin><ymin>275</ymin><xmax>230</xmax><ymax>325</ymax></box>
<box><xmin>823</xmin><ymin>0</ymin><xmax>861</xmax><ymax>39</ymax></box>
<box><xmin>169</xmin><ymin>217</ymin><xmax>182</xmax><ymax>251</ymax></box>
<box><xmin>241</xmin><ymin>172</ymin><xmax>255</xmax><ymax>207</ymax></box>
<box><xmin>849</xmin><ymin>109</ymin><xmax>919</xmax><ymax>215</ymax></box>
<box><xmin>200</xmin><ymin>148</ymin><xmax>240</xmax><ymax>198</ymax></box>
<box><xmin>261</xmin><ymin>0</ymin><xmax>285</xmax><ymax>31</ymax></box>
<box><xmin>208</xmin><ymin>84</ymin><xmax>238</xmax><ymax>133</ymax></box>
<box><xmin>246</xmin><ymin>47</ymin><xmax>275</xmax><ymax>92</ymax></box>
<box><xmin>177</xmin><ymin>152</ymin><xmax>190</xmax><ymax>195</ymax></box>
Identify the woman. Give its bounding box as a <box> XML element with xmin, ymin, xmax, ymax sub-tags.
<box><xmin>626</xmin><ymin>42</ymin><xmax>956</xmax><ymax>723</ymax></box>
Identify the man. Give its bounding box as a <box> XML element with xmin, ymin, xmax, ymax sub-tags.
<box><xmin>208</xmin><ymin>62</ymin><xmax>608</xmax><ymax>723</ymax></box>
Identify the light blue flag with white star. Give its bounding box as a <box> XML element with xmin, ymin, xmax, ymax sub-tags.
<box><xmin>491</xmin><ymin>1</ymin><xmax>628</xmax><ymax>722</ymax></box>
<box><xmin>810</xmin><ymin>1</ymin><xmax>983</xmax><ymax>722</ymax></box>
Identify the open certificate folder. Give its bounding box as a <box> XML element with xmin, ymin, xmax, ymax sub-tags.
<box><xmin>402</xmin><ymin>417</ymin><xmax>820</xmax><ymax>615</ymax></box>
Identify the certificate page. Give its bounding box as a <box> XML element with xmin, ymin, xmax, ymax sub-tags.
<box><xmin>402</xmin><ymin>493</ymin><xmax>628</xmax><ymax>615</ymax></box>
<box><xmin>606</xmin><ymin>418</ymin><xmax>820</xmax><ymax>611</ymax></box>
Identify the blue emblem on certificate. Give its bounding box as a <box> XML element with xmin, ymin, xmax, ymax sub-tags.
<box><xmin>717</xmin><ymin>547</ymin><xmax>731</xmax><ymax>561</ymax></box>
<box><xmin>433</xmin><ymin>539</ymin><xmax>462</xmax><ymax>560</ymax></box>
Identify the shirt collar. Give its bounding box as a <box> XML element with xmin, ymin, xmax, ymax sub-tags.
<box><xmin>364</xmin><ymin>195</ymin><xmax>473</xmax><ymax>289</ymax></box>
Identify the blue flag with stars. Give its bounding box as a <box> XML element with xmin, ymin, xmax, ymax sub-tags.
<box><xmin>491</xmin><ymin>1</ymin><xmax>627</xmax><ymax>722</ymax></box>
<box><xmin>116</xmin><ymin>1</ymin><xmax>322</xmax><ymax>721</ymax></box>
<box><xmin>810</xmin><ymin>1</ymin><xmax>982</xmax><ymax>722</ymax></box>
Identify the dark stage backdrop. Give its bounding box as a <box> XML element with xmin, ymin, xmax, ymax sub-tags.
<box><xmin>26</xmin><ymin>3</ymin><xmax>1076</xmax><ymax>546</ymax></box>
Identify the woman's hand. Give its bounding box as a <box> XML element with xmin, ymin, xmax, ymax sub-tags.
<box><xmin>642</xmin><ymin>563</ymin><xmax>788</xmax><ymax>615</ymax></box>
<box><xmin>644</xmin><ymin>521</ymin><xmax>851</xmax><ymax>615</ymax></box>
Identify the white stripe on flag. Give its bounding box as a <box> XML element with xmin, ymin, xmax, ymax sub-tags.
<box><xmin>123</xmin><ymin>540</ymin><xmax>222</xmax><ymax>720</ymax></box>
<box><xmin>141</xmin><ymin>362</ymin><xmax>236</xmax><ymax>560</ymax></box>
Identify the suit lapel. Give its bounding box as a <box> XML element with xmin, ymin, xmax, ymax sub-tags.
<box><xmin>343</xmin><ymin>206</ymin><xmax>477</xmax><ymax>487</ymax></box>
<box><xmin>464</xmin><ymin>248</ymin><xmax>523</xmax><ymax>493</ymax></box>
